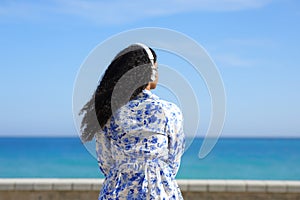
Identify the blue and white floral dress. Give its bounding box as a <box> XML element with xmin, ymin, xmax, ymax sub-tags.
<box><xmin>95</xmin><ymin>89</ymin><xmax>185</xmax><ymax>200</ymax></box>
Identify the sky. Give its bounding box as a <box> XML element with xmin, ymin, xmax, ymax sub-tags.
<box><xmin>0</xmin><ymin>0</ymin><xmax>299</xmax><ymax>138</ymax></box>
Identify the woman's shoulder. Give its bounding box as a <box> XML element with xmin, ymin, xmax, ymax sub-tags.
<box><xmin>158</xmin><ymin>99</ymin><xmax>180</xmax><ymax>110</ymax></box>
<box><xmin>146</xmin><ymin>90</ymin><xmax>180</xmax><ymax>110</ymax></box>
<box><xmin>157</xmin><ymin>99</ymin><xmax>182</xmax><ymax>115</ymax></box>
<box><xmin>145</xmin><ymin>99</ymin><xmax>183</xmax><ymax>127</ymax></box>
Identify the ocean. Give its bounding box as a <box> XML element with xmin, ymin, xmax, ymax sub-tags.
<box><xmin>0</xmin><ymin>137</ymin><xmax>299</xmax><ymax>180</ymax></box>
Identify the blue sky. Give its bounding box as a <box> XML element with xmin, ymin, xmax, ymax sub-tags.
<box><xmin>0</xmin><ymin>0</ymin><xmax>299</xmax><ymax>137</ymax></box>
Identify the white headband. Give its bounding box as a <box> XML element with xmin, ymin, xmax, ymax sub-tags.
<box><xmin>134</xmin><ymin>43</ymin><xmax>156</xmax><ymax>81</ymax></box>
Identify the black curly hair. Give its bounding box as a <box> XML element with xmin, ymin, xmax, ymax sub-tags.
<box><xmin>79</xmin><ymin>44</ymin><xmax>157</xmax><ymax>142</ymax></box>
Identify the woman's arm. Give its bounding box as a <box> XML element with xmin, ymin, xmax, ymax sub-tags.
<box><xmin>95</xmin><ymin>128</ymin><xmax>114</xmax><ymax>177</ymax></box>
<box><xmin>166</xmin><ymin>103</ymin><xmax>185</xmax><ymax>177</ymax></box>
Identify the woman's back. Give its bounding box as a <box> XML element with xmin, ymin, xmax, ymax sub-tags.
<box><xmin>96</xmin><ymin>89</ymin><xmax>185</xmax><ymax>199</ymax></box>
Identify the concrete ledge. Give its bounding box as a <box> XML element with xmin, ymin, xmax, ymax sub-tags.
<box><xmin>1</xmin><ymin>179</ymin><xmax>300</xmax><ymax>193</ymax></box>
<box><xmin>245</xmin><ymin>180</ymin><xmax>266</xmax><ymax>192</ymax></box>
<box><xmin>0</xmin><ymin>179</ymin><xmax>300</xmax><ymax>200</ymax></box>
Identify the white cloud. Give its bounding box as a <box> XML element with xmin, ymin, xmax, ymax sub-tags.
<box><xmin>0</xmin><ymin>0</ymin><xmax>273</xmax><ymax>25</ymax></box>
<box><xmin>208</xmin><ymin>37</ymin><xmax>277</xmax><ymax>68</ymax></box>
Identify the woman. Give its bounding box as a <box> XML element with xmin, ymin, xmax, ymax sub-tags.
<box><xmin>79</xmin><ymin>43</ymin><xmax>185</xmax><ymax>199</ymax></box>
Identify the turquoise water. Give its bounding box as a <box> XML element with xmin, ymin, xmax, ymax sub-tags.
<box><xmin>0</xmin><ymin>137</ymin><xmax>300</xmax><ymax>180</ymax></box>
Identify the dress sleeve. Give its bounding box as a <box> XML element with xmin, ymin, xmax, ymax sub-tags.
<box><xmin>165</xmin><ymin>103</ymin><xmax>185</xmax><ymax>177</ymax></box>
<box><xmin>95</xmin><ymin>128</ymin><xmax>114</xmax><ymax>177</ymax></box>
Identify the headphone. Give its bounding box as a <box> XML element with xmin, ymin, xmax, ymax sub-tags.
<box><xmin>135</xmin><ymin>43</ymin><xmax>157</xmax><ymax>82</ymax></box>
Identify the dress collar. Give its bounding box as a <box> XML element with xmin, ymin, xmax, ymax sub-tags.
<box><xmin>143</xmin><ymin>89</ymin><xmax>152</xmax><ymax>96</ymax></box>
<box><xmin>135</xmin><ymin>89</ymin><xmax>159</xmax><ymax>100</ymax></box>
